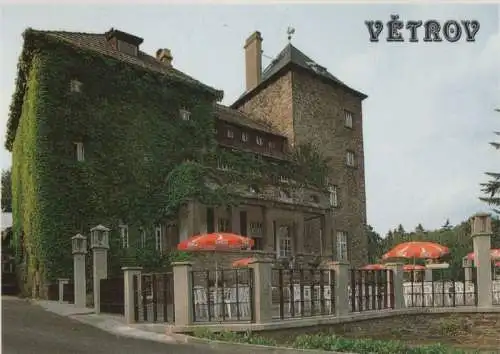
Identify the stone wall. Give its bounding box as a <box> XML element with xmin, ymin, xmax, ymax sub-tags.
<box><xmin>259</xmin><ymin>312</ymin><xmax>500</xmax><ymax>351</ymax></box>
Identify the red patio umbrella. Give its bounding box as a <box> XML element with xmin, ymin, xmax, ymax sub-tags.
<box><xmin>232</xmin><ymin>257</ymin><xmax>257</xmax><ymax>268</ymax></box>
<box><xmin>177</xmin><ymin>232</ymin><xmax>254</xmax><ymax>251</ymax></box>
<box><xmin>382</xmin><ymin>241</ymin><xmax>449</xmax><ymax>260</ymax></box>
<box><xmin>403</xmin><ymin>264</ymin><xmax>425</xmax><ymax>271</ymax></box>
<box><xmin>466</xmin><ymin>249</ymin><xmax>500</xmax><ymax>261</ymax></box>
<box><xmin>361</xmin><ymin>264</ymin><xmax>386</xmax><ymax>270</ymax></box>
<box><xmin>177</xmin><ymin>232</ymin><xmax>254</xmax><ymax>289</ymax></box>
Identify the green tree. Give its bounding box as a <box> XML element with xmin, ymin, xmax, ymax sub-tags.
<box><xmin>1</xmin><ymin>168</ymin><xmax>12</xmax><ymax>212</ymax></box>
<box><xmin>366</xmin><ymin>225</ymin><xmax>383</xmax><ymax>263</ymax></box>
<box><xmin>480</xmin><ymin>108</ymin><xmax>500</xmax><ymax>214</ymax></box>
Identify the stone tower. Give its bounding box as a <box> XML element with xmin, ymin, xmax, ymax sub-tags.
<box><xmin>231</xmin><ymin>31</ymin><xmax>368</xmax><ymax>266</ymax></box>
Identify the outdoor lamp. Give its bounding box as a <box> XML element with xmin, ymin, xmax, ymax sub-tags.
<box><xmin>90</xmin><ymin>224</ymin><xmax>110</xmax><ymax>249</ymax></box>
<box><xmin>470</xmin><ymin>213</ymin><xmax>492</xmax><ymax>235</ymax></box>
<box><xmin>71</xmin><ymin>234</ymin><xmax>87</xmax><ymax>255</ymax></box>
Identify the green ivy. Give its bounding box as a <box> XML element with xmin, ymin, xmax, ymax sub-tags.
<box><xmin>8</xmin><ymin>29</ymin><xmax>331</xmax><ymax>293</ymax></box>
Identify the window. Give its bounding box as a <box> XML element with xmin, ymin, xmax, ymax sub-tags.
<box><xmin>119</xmin><ymin>224</ymin><xmax>129</xmax><ymax>248</ymax></box>
<box><xmin>180</xmin><ymin>109</ymin><xmax>191</xmax><ymax>121</ymax></box>
<box><xmin>268</xmin><ymin>141</ymin><xmax>275</xmax><ymax>151</ymax></box>
<box><xmin>256</xmin><ymin>136</ymin><xmax>264</xmax><ymax>146</ymax></box>
<box><xmin>278</xmin><ymin>189</ymin><xmax>291</xmax><ymax>200</ymax></box>
<box><xmin>117</xmin><ymin>40</ymin><xmax>138</xmax><ymax>56</ymax></box>
<box><xmin>279</xmin><ymin>176</ymin><xmax>289</xmax><ymax>183</ymax></box>
<box><xmin>344</xmin><ymin>110</ymin><xmax>353</xmax><ymax>128</ymax></box>
<box><xmin>241</xmin><ymin>132</ymin><xmax>249</xmax><ymax>142</ymax></box>
<box><xmin>328</xmin><ymin>185</ymin><xmax>338</xmax><ymax>207</ymax></box>
<box><xmin>277</xmin><ymin>225</ymin><xmax>292</xmax><ymax>258</ymax></box>
<box><xmin>217</xmin><ymin>157</ymin><xmax>230</xmax><ymax>171</ymax></box>
<box><xmin>249</xmin><ymin>222</ymin><xmax>263</xmax><ymax>250</ymax></box>
<box><xmin>74</xmin><ymin>142</ymin><xmax>84</xmax><ymax>161</ymax></box>
<box><xmin>140</xmin><ymin>228</ymin><xmax>147</xmax><ymax>248</ymax></box>
<box><xmin>217</xmin><ymin>218</ymin><xmax>230</xmax><ymax>232</ymax></box>
<box><xmin>337</xmin><ymin>231</ymin><xmax>348</xmax><ymax>261</ymax></box>
<box><xmin>346</xmin><ymin>151</ymin><xmax>355</xmax><ymax>167</ymax></box>
<box><xmin>226</xmin><ymin>128</ymin><xmax>234</xmax><ymax>139</ymax></box>
<box><xmin>70</xmin><ymin>79</ymin><xmax>82</xmax><ymax>93</ymax></box>
<box><xmin>248</xmin><ymin>184</ymin><xmax>259</xmax><ymax>194</ymax></box>
<box><xmin>155</xmin><ymin>225</ymin><xmax>163</xmax><ymax>252</ymax></box>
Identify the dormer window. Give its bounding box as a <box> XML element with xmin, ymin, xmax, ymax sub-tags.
<box><xmin>117</xmin><ymin>41</ymin><xmax>138</xmax><ymax>56</ymax></box>
<box><xmin>256</xmin><ymin>136</ymin><xmax>264</xmax><ymax>146</ymax></box>
<box><xmin>180</xmin><ymin>109</ymin><xmax>191</xmax><ymax>121</ymax></box>
<box><xmin>241</xmin><ymin>132</ymin><xmax>249</xmax><ymax>142</ymax></box>
<box><xmin>226</xmin><ymin>128</ymin><xmax>234</xmax><ymax>139</ymax></box>
<box><xmin>73</xmin><ymin>142</ymin><xmax>84</xmax><ymax>161</ymax></box>
<box><xmin>105</xmin><ymin>28</ymin><xmax>144</xmax><ymax>57</ymax></box>
<box><xmin>70</xmin><ymin>79</ymin><xmax>82</xmax><ymax>93</ymax></box>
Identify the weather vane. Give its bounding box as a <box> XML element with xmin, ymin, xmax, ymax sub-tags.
<box><xmin>287</xmin><ymin>26</ymin><xmax>295</xmax><ymax>42</ymax></box>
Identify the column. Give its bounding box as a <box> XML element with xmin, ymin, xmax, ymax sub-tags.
<box><xmin>261</xmin><ymin>206</ymin><xmax>275</xmax><ymax>254</ymax></box>
<box><xmin>293</xmin><ymin>212</ymin><xmax>305</xmax><ymax>255</ymax></box>
<box><xmin>172</xmin><ymin>262</ymin><xmax>193</xmax><ymax>327</ymax></box>
<box><xmin>248</xmin><ymin>259</ymin><xmax>273</xmax><ymax>324</ymax></box>
<box><xmin>73</xmin><ymin>253</ymin><xmax>86</xmax><ymax>308</ymax></box>
<box><xmin>58</xmin><ymin>278</ymin><xmax>70</xmax><ymax>303</ymax></box>
<box><xmin>93</xmin><ymin>248</ymin><xmax>108</xmax><ymax>314</ymax></box>
<box><xmin>327</xmin><ymin>261</ymin><xmax>350</xmax><ymax>316</ymax></box>
<box><xmin>122</xmin><ymin>267</ymin><xmax>142</xmax><ymax>324</ymax></box>
<box><xmin>471</xmin><ymin>213</ymin><xmax>493</xmax><ymax>307</ymax></box>
<box><xmin>71</xmin><ymin>233</ymin><xmax>87</xmax><ymax>309</ymax></box>
<box><xmin>384</xmin><ymin>263</ymin><xmax>405</xmax><ymax>309</ymax></box>
<box><xmin>231</xmin><ymin>206</ymin><xmax>241</xmax><ymax>234</ymax></box>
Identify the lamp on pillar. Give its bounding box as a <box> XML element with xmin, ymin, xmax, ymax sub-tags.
<box><xmin>90</xmin><ymin>224</ymin><xmax>110</xmax><ymax>250</ymax></box>
<box><xmin>470</xmin><ymin>212</ymin><xmax>493</xmax><ymax>307</ymax></box>
<box><xmin>71</xmin><ymin>234</ymin><xmax>87</xmax><ymax>308</ymax></box>
<box><xmin>90</xmin><ymin>224</ymin><xmax>110</xmax><ymax>314</ymax></box>
<box><xmin>72</xmin><ymin>233</ymin><xmax>88</xmax><ymax>255</ymax></box>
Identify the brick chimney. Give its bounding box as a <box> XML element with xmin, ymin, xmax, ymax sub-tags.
<box><xmin>156</xmin><ymin>48</ymin><xmax>173</xmax><ymax>67</ymax></box>
<box><xmin>244</xmin><ymin>31</ymin><xmax>263</xmax><ymax>92</ymax></box>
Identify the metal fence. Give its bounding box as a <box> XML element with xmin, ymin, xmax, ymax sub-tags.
<box><xmin>190</xmin><ymin>268</ymin><xmax>254</xmax><ymax>323</ymax></box>
<box><xmin>404</xmin><ymin>267</ymin><xmax>477</xmax><ymax>307</ymax></box>
<box><xmin>492</xmin><ymin>264</ymin><xmax>500</xmax><ymax>306</ymax></box>
<box><xmin>100</xmin><ymin>277</ymin><xmax>124</xmax><ymax>314</ymax></box>
<box><xmin>349</xmin><ymin>269</ymin><xmax>394</xmax><ymax>312</ymax></box>
<box><xmin>133</xmin><ymin>272</ymin><xmax>175</xmax><ymax>323</ymax></box>
<box><xmin>271</xmin><ymin>267</ymin><xmax>335</xmax><ymax>319</ymax></box>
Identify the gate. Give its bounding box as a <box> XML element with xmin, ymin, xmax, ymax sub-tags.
<box><xmin>1</xmin><ymin>258</ymin><xmax>18</xmax><ymax>295</ymax></box>
<box><xmin>133</xmin><ymin>272</ymin><xmax>174</xmax><ymax>323</ymax></box>
<box><xmin>100</xmin><ymin>277</ymin><xmax>124</xmax><ymax>314</ymax></box>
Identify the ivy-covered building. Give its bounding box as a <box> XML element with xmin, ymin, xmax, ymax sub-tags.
<box><xmin>6</xmin><ymin>27</ymin><xmax>368</xmax><ymax>295</ymax></box>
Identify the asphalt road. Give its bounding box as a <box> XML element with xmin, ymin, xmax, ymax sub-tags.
<box><xmin>1</xmin><ymin>296</ymin><xmax>247</xmax><ymax>354</ymax></box>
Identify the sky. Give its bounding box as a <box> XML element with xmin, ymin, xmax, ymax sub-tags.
<box><xmin>0</xmin><ymin>3</ymin><xmax>498</xmax><ymax>235</ymax></box>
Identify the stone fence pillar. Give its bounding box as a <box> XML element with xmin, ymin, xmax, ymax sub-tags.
<box><xmin>384</xmin><ymin>263</ymin><xmax>405</xmax><ymax>309</ymax></box>
<box><xmin>325</xmin><ymin>261</ymin><xmax>350</xmax><ymax>316</ymax></box>
<box><xmin>172</xmin><ymin>262</ymin><xmax>193</xmax><ymax>327</ymax></box>
<box><xmin>471</xmin><ymin>212</ymin><xmax>493</xmax><ymax>307</ymax></box>
<box><xmin>58</xmin><ymin>278</ymin><xmax>70</xmax><ymax>303</ymax></box>
<box><xmin>122</xmin><ymin>266</ymin><xmax>142</xmax><ymax>324</ymax></box>
<box><xmin>249</xmin><ymin>258</ymin><xmax>273</xmax><ymax>324</ymax></box>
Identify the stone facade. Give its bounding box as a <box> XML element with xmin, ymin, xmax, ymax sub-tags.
<box><xmin>233</xmin><ymin>68</ymin><xmax>367</xmax><ymax>267</ymax></box>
